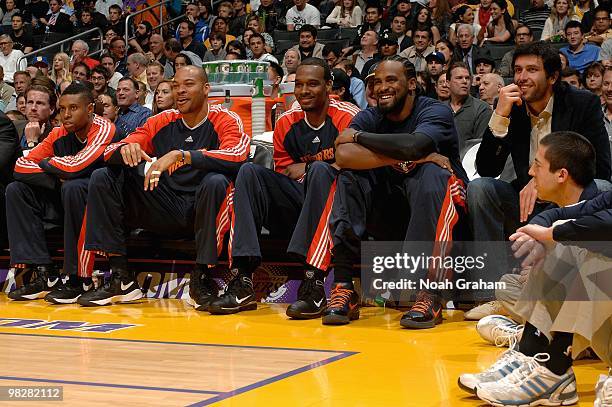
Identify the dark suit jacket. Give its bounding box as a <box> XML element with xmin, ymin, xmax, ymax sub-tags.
<box><xmin>47</xmin><ymin>11</ymin><xmax>73</xmax><ymax>35</ymax></box>
<box><xmin>0</xmin><ymin>112</ymin><xmax>20</xmax><ymax>187</ymax></box>
<box><xmin>476</xmin><ymin>82</ymin><xmax>612</xmax><ymax>189</ymax></box>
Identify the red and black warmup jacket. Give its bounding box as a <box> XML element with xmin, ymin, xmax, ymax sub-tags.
<box><xmin>103</xmin><ymin>106</ymin><xmax>250</xmax><ymax>192</ymax></box>
<box><xmin>14</xmin><ymin>115</ymin><xmax>117</xmax><ymax>189</ymax></box>
<box><xmin>273</xmin><ymin>99</ymin><xmax>360</xmax><ymax>175</ymax></box>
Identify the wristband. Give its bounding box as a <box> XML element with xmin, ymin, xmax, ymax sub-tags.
<box><xmin>352</xmin><ymin>131</ymin><xmax>361</xmax><ymax>144</ymax></box>
<box><xmin>178</xmin><ymin>149</ymin><xmax>186</xmax><ymax>163</ymax></box>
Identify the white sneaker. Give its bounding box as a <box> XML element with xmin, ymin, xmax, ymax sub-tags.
<box><xmin>476</xmin><ymin>353</ymin><xmax>579</xmax><ymax>406</ymax></box>
<box><xmin>458</xmin><ymin>348</ymin><xmax>531</xmax><ymax>394</ymax></box>
<box><xmin>477</xmin><ymin>314</ymin><xmax>524</xmax><ymax>347</ymax></box>
<box><xmin>464</xmin><ymin>300</ymin><xmax>506</xmax><ymax>321</ymax></box>
<box><xmin>595</xmin><ymin>372</ymin><xmax>612</xmax><ymax>407</ymax></box>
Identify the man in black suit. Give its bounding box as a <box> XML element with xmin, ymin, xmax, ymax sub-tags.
<box><xmin>39</xmin><ymin>0</ymin><xmax>73</xmax><ymax>36</ymax></box>
<box><xmin>468</xmin><ymin>41</ymin><xmax>611</xmax><ymax>243</ymax></box>
<box><xmin>453</xmin><ymin>24</ymin><xmax>491</xmax><ymax>75</ymax></box>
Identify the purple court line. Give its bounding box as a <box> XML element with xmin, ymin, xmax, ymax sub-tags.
<box><xmin>186</xmin><ymin>351</ymin><xmax>357</xmax><ymax>407</ymax></box>
<box><xmin>0</xmin><ymin>331</ymin><xmax>358</xmax><ymax>405</ymax></box>
<box><xmin>0</xmin><ymin>375</ymin><xmax>221</xmax><ymax>395</ymax></box>
<box><xmin>0</xmin><ymin>331</ymin><xmax>345</xmax><ymax>354</ymax></box>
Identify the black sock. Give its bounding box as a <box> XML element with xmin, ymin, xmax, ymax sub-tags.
<box><xmin>232</xmin><ymin>256</ymin><xmax>259</xmax><ymax>278</ymax></box>
<box><xmin>518</xmin><ymin>322</ymin><xmax>549</xmax><ymax>356</ymax></box>
<box><xmin>305</xmin><ymin>265</ymin><xmax>325</xmax><ymax>281</ymax></box>
<box><xmin>331</xmin><ymin>243</ymin><xmax>356</xmax><ymax>284</ymax></box>
<box><xmin>80</xmin><ymin>276</ymin><xmax>93</xmax><ymax>286</ymax></box>
<box><xmin>108</xmin><ymin>256</ymin><xmax>128</xmax><ymax>273</ymax></box>
<box><xmin>545</xmin><ymin>332</ymin><xmax>574</xmax><ymax>375</ymax></box>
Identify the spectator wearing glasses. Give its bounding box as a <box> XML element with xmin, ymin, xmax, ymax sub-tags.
<box><xmin>0</xmin><ymin>35</ymin><xmax>26</xmax><ymax>84</ymax></box>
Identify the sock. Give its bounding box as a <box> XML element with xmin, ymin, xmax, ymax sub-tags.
<box><xmin>232</xmin><ymin>256</ymin><xmax>259</xmax><ymax>278</ymax></box>
<box><xmin>80</xmin><ymin>276</ymin><xmax>93</xmax><ymax>286</ymax></box>
<box><xmin>37</xmin><ymin>263</ymin><xmax>57</xmax><ymax>276</ymax></box>
<box><xmin>108</xmin><ymin>256</ymin><xmax>129</xmax><ymax>274</ymax></box>
<box><xmin>545</xmin><ymin>332</ymin><xmax>574</xmax><ymax>375</ymax></box>
<box><xmin>331</xmin><ymin>244</ymin><xmax>356</xmax><ymax>285</ymax></box>
<box><xmin>518</xmin><ymin>322</ymin><xmax>549</xmax><ymax>356</ymax></box>
<box><xmin>305</xmin><ymin>265</ymin><xmax>325</xmax><ymax>281</ymax></box>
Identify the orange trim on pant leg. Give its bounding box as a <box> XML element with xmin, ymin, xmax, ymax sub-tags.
<box><xmin>77</xmin><ymin>207</ymin><xmax>95</xmax><ymax>278</ymax></box>
<box><xmin>426</xmin><ymin>175</ymin><xmax>466</xmax><ymax>283</ymax></box>
<box><xmin>306</xmin><ymin>179</ymin><xmax>337</xmax><ymax>271</ymax></box>
<box><xmin>215</xmin><ymin>183</ymin><xmax>234</xmax><ymax>258</ymax></box>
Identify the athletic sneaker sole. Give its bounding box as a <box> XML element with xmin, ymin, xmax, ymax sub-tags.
<box><xmin>77</xmin><ymin>290</ymin><xmax>144</xmax><ymax>307</ymax></box>
<box><xmin>208</xmin><ymin>302</ymin><xmax>257</xmax><ymax>315</ymax></box>
<box><xmin>285</xmin><ymin>307</ymin><xmax>326</xmax><ymax>320</ymax></box>
<box><xmin>322</xmin><ymin>310</ymin><xmax>360</xmax><ymax>325</ymax></box>
<box><xmin>476</xmin><ymin>395</ymin><xmax>579</xmax><ymax>407</ymax></box>
<box><xmin>457</xmin><ymin>377</ymin><xmax>478</xmax><ymax>395</ymax></box>
<box><xmin>476</xmin><ymin>378</ymin><xmax>580</xmax><ymax>407</ymax></box>
<box><xmin>44</xmin><ymin>295</ymin><xmax>80</xmax><ymax>304</ymax></box>
<box><xmin>8</xmin><ymin>291</ymin><xmax>51</xmax><ymax>301</ymax></box>
<box><xmin>400</xmin><ymin>314</ymin><xmax>443</xmax><ymax>329</ymax></box>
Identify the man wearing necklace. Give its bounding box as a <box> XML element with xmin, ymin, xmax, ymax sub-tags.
<box><xmin>80</xmin><ymin>66</ymin><xmax>250</xmax><ymax>307</ymax></box>
<box><xmin>7</xmin><ymin>83</ymin><xmax>118</xmax><ymax>304</ymax></box>
<box><xmin>206</xmin><ymin>58</ymin><xmax>359</xmax><ymax>318</ymax></box>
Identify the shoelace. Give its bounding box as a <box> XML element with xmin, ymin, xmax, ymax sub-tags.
<box><xmin>410</xmin><ymin>291</ymin><xmax>433</xmax><ymax>314</ymax></box>
<box><xmin>328</xmin><ymin>286</ymin><xmax>353</xmax><ymax>308</ymax></box>
<box><xmin>497</xmin><ymin>353</ymin><xmax>550</xmax><ymax>386</ymax></box>
<box><xmin>482</xmin><ymin>348</ymin><xmax>522</xmax><ymax>373</ymax></box>
<box><xmin>492</xmin><ymin>323</ymin><xmax>524</xmax><ymax>348</ymax></box>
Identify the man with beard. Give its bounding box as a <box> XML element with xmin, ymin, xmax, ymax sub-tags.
<box><xmin>468</xmin><ymin>42</ymin><xmax>610</xmax><ymax>276</ymax></box>
<box><xmin>7</xmin><ymin>83</ymin><xmax>117</xmax><ymax>303</ymax></box>
<box><xmin>322</xmin><ymin>57</ymin><xmax>469</xmax><ymax>328</ymax></box>
<box><xmin>80</xmin><ymin>66</ymin><xmax>250</xmax><ymax>307</ymax></box>
<box><xmin>129</xmin><ymin>21</ymin><xmax>153</xmax><ymax>55</ymax></box>
<box><xmin>205</xmin><ymin>58</ymin><xmax>359</xmax><ymax>317</ymax></box>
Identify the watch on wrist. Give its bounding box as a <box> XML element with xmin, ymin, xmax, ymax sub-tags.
<box><xmin>27</xmin><ymin>141</ymin><xmax>37</xmax><ymax>149</ymax></box>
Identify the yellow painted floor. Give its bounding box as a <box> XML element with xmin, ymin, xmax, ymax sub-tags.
<box><xmin>0</xmin><ymin>295</ymin><xmax>606</xmax><ymax>406</ymax></box>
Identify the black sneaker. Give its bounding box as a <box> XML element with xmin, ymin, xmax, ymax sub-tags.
<box><xmin>400</xmin><ymin>290</ymin><xmax>443</xmax><ymax>329</ymax></box>
<box><xmin>77</xmin><ymin>270</ymin><xmax>143</xmax><ymax>307</ymax></box>
<box><xmin>321</xmin><ymin>282</ymin><xmax>359</xmax><ymax>325</ymax></box>
<box><xmin>187</xmin><ymin>268</ymin><xmax>219</xmax><ymax>311</ymax></box>
<box><xmin>286</xmin><ymin>271</ymin><xmax>326</xmax><ymax>319</ymax></box>
<box><xmin>45</xmin><ymin>279</ymin><xmax>93</xmax><ymax>304</ymax></box>
<box><xmin>8</xmin><ymin>265</ymin><xmax>60</xmax><ymax>301</ymax></box>
<box><xmin>207</xmin><ymin>271</ymin><xmax>256</xmax><ymax>315</ymax></box>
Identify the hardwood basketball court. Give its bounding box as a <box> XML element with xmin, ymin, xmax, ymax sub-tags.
<box><xmin>0</xmin><ymin>296</ymin><xmax>605</xmax><ymax>406</ymax></box>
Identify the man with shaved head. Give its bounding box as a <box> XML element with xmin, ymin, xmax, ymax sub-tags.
<box><xmin>80</xmin><ymin>66</ymin><xmax>251</xmax><ymax>307</ymax></box>
<box><xmin>479</xmin><ymin>73</ymin><xmax>504</xmax><ymax>108</ymax></box>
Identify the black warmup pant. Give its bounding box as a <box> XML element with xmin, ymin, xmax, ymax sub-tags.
<box><xmin>330</xmin><ymin>163</ymin><xmax>467</xmax><ymax>282</ymax></box>
<box><xmin>231</xmin><ymin>161</ymin><xmax>338</xmax><ymax>270</ymax></box>
<box><xmin>85</xmin><ymin>167</ymin><xmax>232</xmax><ymax>265</ymax></box>
<box><xmin>6</xmin><ymin>178</ymin><xmax>88</xmax><ymax>275</ymax></box>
